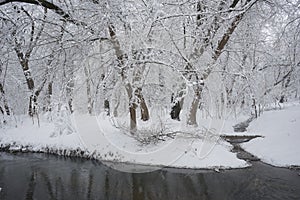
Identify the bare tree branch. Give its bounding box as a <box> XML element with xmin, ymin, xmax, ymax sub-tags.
<box><xmin>0</xmin><ymin>0</ymin><xmax>85</xmax><ymax>26</ymax></box>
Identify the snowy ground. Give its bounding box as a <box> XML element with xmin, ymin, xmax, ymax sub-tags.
<box><xmin>0</xmin><ymin>113</ymin><xmax>248</xmax><ymax>171</ymax></box>
<box><xmin>74</xmin><ymin>113</ymin><xmax>248</xmax><ymax>171</ymax></box>
<box><xmin>240</xmin><ymin>102</ymin><xmax>300</xmax><ymax>167</ymax></box>
<box><xmin>0</xmin><ymin>117</ymin><xmax>83</xmax><ymax>152</ymax></box>
<box><xmin>1</xmin><ymin>102</ymin><xmax>299</xmax><ymax>170</ymax></box>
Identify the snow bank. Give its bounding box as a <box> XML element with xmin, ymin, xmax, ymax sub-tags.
<box><xmin>74</xmin><ymin>113</ymin><xmax>249</xmax><ymax>170</ymax></box>
<box><xmin>0</xmin><ymin>117</ymin><xmax>83</xmax><ymax>151</ymax></box>
<box><xmin>0</xmin><ymin>114</ymin><xmax>249</xmax><ymax>171</ymax></box>
<box><xmin>241</xmin><ymin>103</ymin><xmax>300</xmax><ymax>167</ymax></box>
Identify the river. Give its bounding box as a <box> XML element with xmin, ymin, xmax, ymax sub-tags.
<box><xmin>0</xmin><ymin>152</ymin><xmax>299</xmax><ymax>200</ymax></box>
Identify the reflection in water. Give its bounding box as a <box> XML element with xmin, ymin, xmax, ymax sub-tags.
<box><xmin>0</xmin><ymin>152</ymin><xmax>299</xmax><ymax>200</ymax></box>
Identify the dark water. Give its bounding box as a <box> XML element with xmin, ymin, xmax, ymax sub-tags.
<box><xmin>0</xmin><ymin>152</ymin><xmax>299</xmax><ymax>200</ymax></box>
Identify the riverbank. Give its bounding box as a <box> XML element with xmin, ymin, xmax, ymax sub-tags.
<box><xmin>1</xmin><ymin>102</ymin><xmax>299</xmax><ymax>170</ymax></box>
<box><xmin>0</xmin><ymin>121</ymin><xmax>249</xmax><ymax>171</ymax></box>
<box><xmin>241</xmin><ymin>102</ymin><xmax>300</xmax><ymax>167</ymax></box>
<box><xmin>0</xmin><ymin>114</ymin><xmax>250</xmax><ymax>171</ymax></box>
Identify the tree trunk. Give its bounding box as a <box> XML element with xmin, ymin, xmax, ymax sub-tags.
<box><xmin>170</xmin><ymin>101</ymin><xmax>181</xmax><ymax>120</ymax></box>
<box><xmin>113</xmin><ymin>98</ymin><xmax>120</xmax><ymax>117</ymax></box>
<box><xmin>0</xmin><ymin>83</ymin><xmax>10</xmax><ymax>115</ymax></box>
<box><xmin>66</xmin><ymin>77</ymin><xmax>74</xmax><ymax>113</ymax></box>
<box><xmin>135</xmin><ymin>88</ymin><xmax>149</xmax><ymax>121</ymax></box>
<box><xmin>187</xmin><ymin>88</ymin><xmax>201</xmax><ymax>126</ymax></box>
<box><xmin>84</xmin><ymin>65</ymin><xmax>93</xmax><ymax>114</ymax></box>
<box><xmin>1</xmin><ymin>99</ymin><xmax>10</xmax><ymax>115</ymax></box>
<box><xmin>29</xmin><ymin>94</ymin><xmax>37</xmax><ymax>117</ymax></box>
<box><xmin>14</xmin><ymin>41</ymin><xmax>37</xmax><ymax>116</ymax></box>
<box><xmin>129</xmin><ymin>102</ymin><xmax>137</xmax><ymax>134</ymax></box>
<box><xmin>187</xmin><ymin>98</ymin><xmax>200</xmax><ymax>126</ymax></box>
<box><xmin>104</xmin><ymin>99</ymin><xmax>110</xmax><ymax>116</ymax></box>
<box><xmin>44</xmin><ymin>81</ymin><xmax>52</xmax><ymax>112</ymax></box>
<box><xmin>170</xmin><ymin>91</ymin><xmax>185</xmax><ymax>120</ymax></box>
<box><xmin>252</xmin><ymin>98</ymin><xmax>257</xmax><ymax>118</ymax></box>
<box><xmin>20</xmin><ymin>60</ymin><xmax>37</xmax><ymax>117</ymax></box>
<box><xmin>140</xmin><ymin>98</ymin><xmax>149</xmax><ymax>121</ymax></box>
<box><xmin>125</xmin><ymin>83</ymin><xmax>137</xmax><ymax>133</ymax></box>
<box><xmin>101</xmin><ymin>74</ymin><xmax>110</xmax><ymax>116</ymax></box>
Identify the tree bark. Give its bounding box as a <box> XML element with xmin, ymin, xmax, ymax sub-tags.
<box><xmin>170</xmin><ymin>91</ymin><xmax>184</xmax><ymax>120</ymax></box>
<box><xmin>66</xmin><ymin>78</ymin><xmax>74</xmax><ymax>113</ymax></box>
<box><xmin>129</xmin><ymin>103</ymin><xmax>137</xmax><ymax>134</ymax></box>
<box><xmin>135</xmin><ymin>88</ymin><xmax>149</xmax><ymax>121</ymax></box>
<box><xmin>187</xmin><ymin>96</ymin><xmax>200</xmax><ymax>126</ymax></box>
<box><xmin>44</xmin><ymin>81</ymin><xmax>52</xmax><ymax>112</ymax></box>
<box><xmin>84</xmin><ymin>65</ymin><xmax>93</xmax><ymax>114</ymax></box>
<box><xmin>187</xmin><ymin>83</ymin><xmax>203</xmax><ymax>126</ymax></box>
<box><xmin>0</xmin><ymin>83</ymin><xmax>10</xmax><ymax>115</ymax></box>
<box><xmin>125</xmin><ymin>83</ymin><xmax>137</xmax><ymax>134</ymax></box>
<box><xmin>104</xmin><ymin>99</ymin><xmax>110</xmax><ymax>116</ymax></box>
<box><xmin>29</xmin><ymin>94</ymin><xmax>37</xmax><ymax>117</ymax></box>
